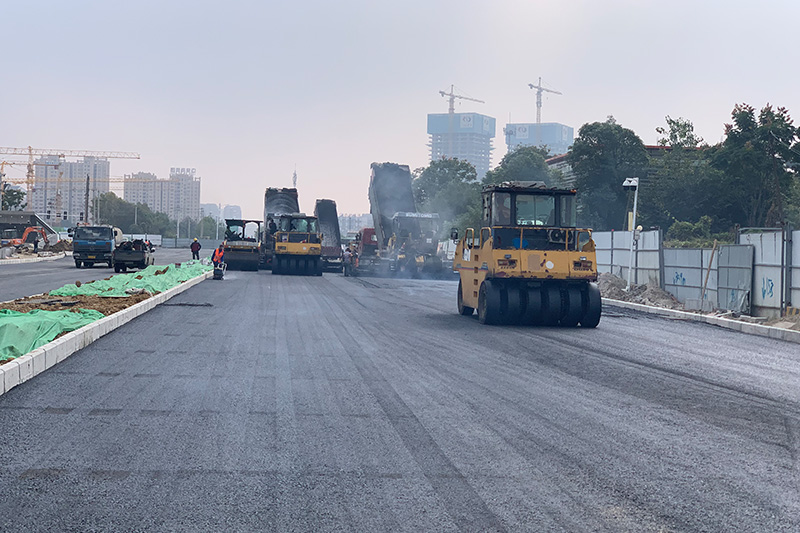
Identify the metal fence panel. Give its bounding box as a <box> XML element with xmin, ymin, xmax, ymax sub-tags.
<box><xmin>739</xmin><ymin>231</ymin><xmax>784</xmax><ymax>317</ymax></box>
<box><xmin>792</xmin><ymin>230</ymin><xmax>799</xmax><ymax>310</ymax></box>
<box><xmin>594</xmin><ymin>230</ymin><xmax>660</xmax><ymax>285</ymax></box>
<box><xmin>717</xmin><ymin>245</ymin><xmax>753</xmax><ymax>313</ymax></box>
<box><xmin>663</xmin><ymin>248</ymin><xmax>717</xmax><ymax>305</ymax></box>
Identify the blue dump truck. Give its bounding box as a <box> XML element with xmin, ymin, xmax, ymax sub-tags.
<box><xmin>69</xmin><ymin>225</ymin><xmax>123</xmax><ymax>268</ymax></box>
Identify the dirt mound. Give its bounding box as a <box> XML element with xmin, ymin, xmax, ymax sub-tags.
<box><xmin>1</xmin><ymin>293</ymin><xmax>151</xmax><ymax>315</ymax></box>
<box><xmin>598</xmin><ymin>272</ymin><xmax>682</xmax><ymax>309</ymax></box>
<box><xmin>50</xmin><ymin>240</ymin><xmax>72</xmax><ymax>252</ymax></box>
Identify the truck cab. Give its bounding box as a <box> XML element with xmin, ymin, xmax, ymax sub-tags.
<box><xmin>70</xmin><ymin>225</ymin><xmax>123</xmax><ymax>268</ymax></box>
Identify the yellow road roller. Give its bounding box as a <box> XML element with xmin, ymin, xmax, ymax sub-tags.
<box><xmin>452</xmin><ymin>181</ymin><xmax>601</xmax><ymax>327</ymax></box>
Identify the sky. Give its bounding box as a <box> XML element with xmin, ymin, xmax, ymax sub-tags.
<box><xmin>3</xmin><ymin>0</ymin><xmax>799</xmax><ymax>218</ymax></box>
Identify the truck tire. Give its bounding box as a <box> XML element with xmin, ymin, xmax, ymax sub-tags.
<box><xmin>75</xmin><ymin>260</ymin><xmax>82</xmax><ymax>268</ymax></box>
<box><xmin>114</xmin><ymin>265</ymin><xmax>121</xmax><ymax>273</ymax></box>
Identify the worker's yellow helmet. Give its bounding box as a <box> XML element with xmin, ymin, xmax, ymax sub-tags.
<box><xmin>193</xmin><ymin>238</ymin><xmax>197</xmax><ymax>241</ymax></box>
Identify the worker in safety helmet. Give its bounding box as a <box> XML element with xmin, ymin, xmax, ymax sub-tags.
<box><xmin>212</xmin><ymin>243</ymin><xmax>224</xmax><ymax>267</ymax></box>
<box><xmin>190</xmin><ymin>238</ymin><xmax>201</xmax><ymax>260</ymax></box>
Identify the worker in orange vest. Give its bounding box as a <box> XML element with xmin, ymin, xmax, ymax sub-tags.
<box><xmin>212</xmin><ymin>244</ymin><xmax>224</xmax><ymax>267</ymax></box>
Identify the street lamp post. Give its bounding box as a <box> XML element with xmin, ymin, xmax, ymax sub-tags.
<box><xmin>622</xmin><ymin>177</ymin><xmax>640</xmax><ymax>291</ymax></box>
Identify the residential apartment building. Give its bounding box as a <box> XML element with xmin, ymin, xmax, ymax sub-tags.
<box><xmin>31</xmin><ymin>156</ymin><xmax>110</xmax><ymax>224</ymax></box>
<box><xmin>123</xmin><ymin>167</ymin><xmax>201</xmax><ymax>221</ymax></box>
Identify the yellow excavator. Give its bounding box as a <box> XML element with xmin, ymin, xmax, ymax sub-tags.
<box><xmin>452</xmin><ymin>181</ymin><xmax>601</xmax><ymax>327</ymax></box>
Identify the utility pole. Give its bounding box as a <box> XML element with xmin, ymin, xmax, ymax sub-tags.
<box><xmin>84</xmin><ymin>175</ymin><xmax>90</xmax><ymax>224</ymax></box>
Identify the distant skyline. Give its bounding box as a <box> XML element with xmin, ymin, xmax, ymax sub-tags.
<box><xmin>4</xmin><ymin>0</ymin><xmax>799</xmax><ymax>219</ymax></box>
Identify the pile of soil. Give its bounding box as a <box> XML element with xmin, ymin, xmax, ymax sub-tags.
<box><xmin>764</xmin><ymin>314</ymin><xmax>800</xmax><ymax>331</ymax></box>
<box><xmin>598</xmin><ymin>272</ymin><xmax>682</xmax><ymax>309</ymax></box>
<box><xmin>49</xmin><ymin>240</ymin><xmax>72</xmax><ymax>252</ymax></box>
<box><xmin>1</xmin><ymin>293</ymin><xmax>151</xmax><ymax>315</ymax></box>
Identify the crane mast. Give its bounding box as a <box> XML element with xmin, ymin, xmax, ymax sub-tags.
<box><xmin>527</xmin><ymin>77</ymin><xmax>562</xmax><ymax>146</ymax></box>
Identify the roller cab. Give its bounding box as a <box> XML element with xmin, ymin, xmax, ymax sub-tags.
<box><xmin>453</xmin><ymin>181</ymin><xmax>601</xmax><ymax>327</ymax></box>
<box><xmin>271</xmin><ymin>214</ymin><xmax>323</xmax><ymax>276</ymax></box>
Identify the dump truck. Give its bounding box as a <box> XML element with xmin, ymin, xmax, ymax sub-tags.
<box><xmin>263</xmin><ymin>187</ymin><xmax>300</xmax><ymax>269</ymax></box>
<box><xmin>367</xmin><ymin>162</ymin><xmax>443</xmax><ymax>276</ymax></box>
<box><xmin>70</xmin><ymin>225</ymin><xmax>123</xmax><ymax>268</ymax></box>
<box><xmin>223</xmin><ymin>219</ymin><xmax>262</xmax><ymax>271</ymax></box>
<box><xmin>112</xmin><ymin>239</ymin><xmax>154</xmax><ymax>272</ymax></box>
<box><xmin>270</xmin><ymin>213</ymin><xmax>323</xmax><ymax>276</ymax></box>
<box><xmin>452</xmin><ymin>181</ymin><xmax>601</xmax><ymax>327</ymax></box>
<box><xmin>314</xmin><ymin>199</ymin><xmax>343</xmax><ymax>272</ymax></box>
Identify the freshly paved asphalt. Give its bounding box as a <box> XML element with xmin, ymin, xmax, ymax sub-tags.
<box><xmin>1</xmin><ymin>269</ymin><xmax>799</xmax><ymax>531</ymax></box>
<box><xmin>0</xmin><ymin>248</ymin><xmax>194</xmax><ymax>302</ymax></box>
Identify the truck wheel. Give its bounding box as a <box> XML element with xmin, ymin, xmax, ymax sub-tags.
<box><xmin>457</xmin><ymin>279</ymin><xmax>474</xmax><ymax>316</ymax></box>
<box><xmin>75</xmin><ymin>260</ymin><xmax>82</xmax><ymax>268</ymax></box>
<box><xmin>114</xmin><ymin>265</ymin><xmax>121</xmax><ymax>273</ymax></box>
<box><xmin>478</xmin><ymin>280</ymin><xmax>501</xmax><ymax>325</ymax></box>
<box><xmin>107</xmin><ymin>261</ymin><xmax>113</xmax><ymax>268</ymax></box>
<box><xmin>123</xmin><ymin>265</ymin><xmax>128</xmax><ymax>272</ymax></box>
<box><xmin>580</xmin><ymin>283</ymin><xmax>602</xmax><ymax>328</ymax></box>
<box><xmin>86</xmin><ymin>262</ymin><xmax>94</xmax><ymax>268</ymax></box>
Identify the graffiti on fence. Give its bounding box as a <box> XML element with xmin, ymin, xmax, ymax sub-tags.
<box><xmin>761</xmin><ymin>277</ymin><xmax>774</xmax><ymax>300</ymax></box>
<box><xmin>673</xmin><ymin>272</ymin><xmax>686</xmax><ymax>285</ymax></box>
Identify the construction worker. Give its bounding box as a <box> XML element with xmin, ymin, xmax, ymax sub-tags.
<box><xmin>343</xmin><ymin>247</ymin><xmax>352</xmax><ymax>277</ymax></box>
<box><xmin>190</xmin><ymin>238</ymin><xmax>201</xmax><ymax>260</ymax></box>
<box><xmin>267</xmin><ymin>218</ymin><xmax>277</xmax><ymax>234</ymax></box>
<box><xmin>212</xmin><ymin>244</ymin><xmax>224</xmax><ymax>267</ymax></box>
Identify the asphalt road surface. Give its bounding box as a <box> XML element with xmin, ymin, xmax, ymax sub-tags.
<box><xmin>1</xmin><ymin>270</ymin><xmax>799</xmax><ymax>531</ymax></box>
<box><xmin>0</xmin><ymin>248</ymin><xmax>193</xmax><ymax>302</ymax></box>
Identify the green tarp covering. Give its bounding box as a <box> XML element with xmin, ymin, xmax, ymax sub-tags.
<box><xmin>0</xmin><ymin>308</ymin><xmax>105</xmax><ymax>361</ymax></box>
<box><xmin>0</xmin><ymin>262</ymin><xmax>211</xmax><ymax>362</ymax></box>
<box><xmin>51</xmin><ymin>262</ymin><xmax>212</xmax><ymax>297</ymax></box>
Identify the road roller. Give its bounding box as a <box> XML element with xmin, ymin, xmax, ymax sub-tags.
<box><xmin>452</xmin><ymin>181</ymin><xmax>601</xmax><ymax>327</ymax></box>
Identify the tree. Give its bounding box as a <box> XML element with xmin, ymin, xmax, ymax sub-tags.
<box><xmin>643</xmin><ymin>117</ymin><xmax>724</xmax><ymax>231</ymax></box>
<box><xmin>483</xmin><ymin>145</ymin><xmax>553</xmax><ymax>186</ymax></box>
<box><xmin>568</xmin><ymin>118</ymin><xmax>649</xmax><ymax>230</ymax></box>
<box><xmin>1</xmin><ymin>184</ymin><xmax>26</xmax><ymax>211</ymax></box>
<box><xmin>710</xmin><ymin>103</ymin><xmax>799</xmax><ymax>227</ymax></box>
<box><xmin>93</xmin><ymin>192</ymin><xmax>179</xmax><ymax>236</ymax></box>
<box><xmin>412</xmin><ymin>158</ymin><xmax>481</xmax><ymax>236</ymax></box>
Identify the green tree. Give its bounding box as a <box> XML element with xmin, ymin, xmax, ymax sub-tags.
<box><xmin>568</xmin><ymin>117</ymin><xmax>649</xmax><ymax>230</ymax></box>
<box><xmin>710</xmin><ymin>103</ymin><xmax>799</xmax><ymax>227</ymax></box>
<box><xmin>93</xmin><ymin>193</ymin><xmax>179</xmax><ymax>236</ymax></box>
<box><xmin>1</xmin><ymin>184</ymin><xmax>26</xmax><ymax>211</ymax></box>
<box><xmin>483</xmin><ymin>145</ymin><xmax>553</xmax><ymax>186</ymax></box>
<box><xmin>643</xmin><ymin>117</ymin><xmax>724</xmax><ymax>231</ymax></box>
<box><xmin>412</xmin><ymin>158</ymin><xmax>481</xmax><ymax>236</ymax></box>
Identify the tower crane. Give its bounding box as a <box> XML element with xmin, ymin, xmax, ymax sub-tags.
<box><xmin>439</xmin><ymin>85</ymin><xmax>485</xmax><ymax>114</ymax></box>
<box><xmin>438</xmin><ymin>85</ymin><xmax>485</xmax><ymax>156</ymax></box>
<box><xmin>528</xmin><ymin>77</ymin><xmax>562</xmax><ymax>146</ymax></box>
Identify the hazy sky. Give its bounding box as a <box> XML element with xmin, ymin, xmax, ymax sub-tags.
<box><xmin>4</xmin><ymin>0</ymin><xmax>799</xmax><ymax>218</ymax></box>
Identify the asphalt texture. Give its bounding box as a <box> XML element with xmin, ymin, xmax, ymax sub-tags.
<box><xmin>0</xmin><ymin>248</ymin><xmax>193</xmax><ymax>302</ymax></box>
<box><xmin>1</xmin><ymin>270</ymin><xmax>800</xmax><ymax>531</ymax></box>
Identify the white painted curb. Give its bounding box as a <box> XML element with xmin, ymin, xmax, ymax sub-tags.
<box><xmin>0</xmin><ymin>252</ymin><xmax>68</xmax><ymax>266</ymax></box>
<box><xmin>603</xmin><ymin>298</ymin><xmax>800</xmax><ymax>345</ymax></box>
<box><xmin>0</xmin><ymin>269</ymin><xmax>213</xmax><ymax>397</ymax></box>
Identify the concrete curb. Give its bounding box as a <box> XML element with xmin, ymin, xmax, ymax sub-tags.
<box><xmin>0</xmin><ymin>252</ymin><xmax>68</xmax><ymax>266</ymax></box>
<box><xmin>603</xmin><ymin>298</ymin><xmax>800</xmax><ymax>345</ymax></box>
<box><xmin>0</xmin><ymin>269</ymin><xmax>213</xmax><ymax>397</ymax></box>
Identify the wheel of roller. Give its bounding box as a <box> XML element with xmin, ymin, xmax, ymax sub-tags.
<box><xmin>542</xmin><ymin>285</ymin><xmax>562</xmax><ymax>326</ymax></box>
<box><xmin>478</xmin><ymin>280</ymin><xmax>501</xmax><ymax>325</ymax></box>
<box><xmin>273</xmin><ymin>257</ymin><xmax>282</xmax><ymax>275</ymax></box>
<box><xmin>580</xmin><ymin>282</ymin><xmax>602</xmax><ymax>328</ymax></box>
<box><xmin>521</xmin><ymin>286</ymin><xmax>543</xmax><ymax>325</ymax></box>
<box><xmin>560</xmin><ymin>286</ymin><xmax>583</xmax><ymax>327</ymax></box>
<box><xmin>457</xmin><ymin>279</ymin><xmax>474</xmax><ymax>316</ymax></box>
<box><xmin>504</xmin><ymin>283</ymin><xmax>523</xmax><ymax>324</ymax></box>
<box><xmin>315</xmin><ymin>258</ymin><xmax>323</xmax><ymax>276</ymax></box>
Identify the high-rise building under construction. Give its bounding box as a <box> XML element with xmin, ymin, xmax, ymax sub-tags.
<box><xmin>427</xmin><ymin>112</ymin><xmax>496</xmax><ymax>180</ymax></box>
